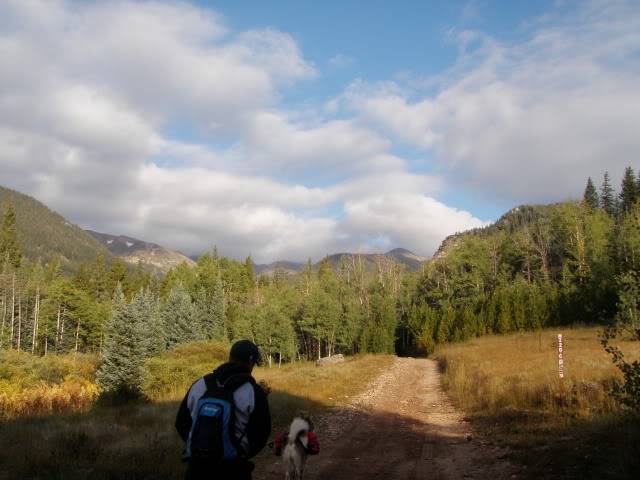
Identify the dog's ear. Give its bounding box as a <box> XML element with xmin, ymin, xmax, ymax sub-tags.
<box><xmin>297</xmin><ymin>410</ymin><xmax>314</xmax><ymax>431</ymax></box>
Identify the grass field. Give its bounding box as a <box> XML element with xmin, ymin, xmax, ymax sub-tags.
<box><xmin>0</xmin><ymin>343</ymin><xmax>393</xmax><ymax>479</ymax></box>
<box><xmin>435</xmin><ymin>327</ymin><xmax>640</xmax><ymax>479</ymax></box>
<box><xmin>0</xmin><ymin>350</ymin><xmax>100</xmax><ymax>420</ymax></box>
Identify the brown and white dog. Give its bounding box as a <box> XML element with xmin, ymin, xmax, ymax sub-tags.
<box><xmin>282</xmin><ymin>416</ymin><xmax>312</xmax><ymax>480</ymax></box>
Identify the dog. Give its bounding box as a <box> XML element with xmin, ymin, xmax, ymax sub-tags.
<box><xmin>282</xmin><ymin>416</ymin><xmax>312</xmax><ymax>480</ymax></box>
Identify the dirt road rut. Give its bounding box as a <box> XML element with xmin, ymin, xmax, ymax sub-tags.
<box><xmin>256</xmin><ymin>357</ymin><xmax>519</xmax><ymax>480</ymax></box>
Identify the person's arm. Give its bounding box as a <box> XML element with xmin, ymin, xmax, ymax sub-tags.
<box><xmin>175</xmin><ymin>388</ymin><xmax>193</xmax><ymax>443</ymax></box>
<box><xmin>245</xmin><ymin>383</ymin><xmax>271</xmax><ymax>457</ymax></box>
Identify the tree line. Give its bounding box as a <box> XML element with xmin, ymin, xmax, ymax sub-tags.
<box><xmin>1</xmin><ymin>166</ymin><xmax>639</xmax><ymax>398</ymax></box>
<box><xmin>397</xmin><ymin>168</ymin><xmax>639</xmax><ymax>354</ymax></box>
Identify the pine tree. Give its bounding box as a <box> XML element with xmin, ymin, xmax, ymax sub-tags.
<box><xmin>135</xmin><ymin>288</ymin><xmax>164</xmax><ymax>356</ymax></box>
<box><xmin>600</xmin><ymin>171</ymin><xmax>616</xmax><ymax>216</ymax></box>
<box><xmin>96</xmin><ymin>286</ymin><xmax>148</xmax><ymax>398</ymax></box>
<box><xmin>0</xmin><ymin>202</ymin><xmax>22</xmax><ymax>270</ymax></box>
<box><xmin>161</xmin><ymin>282</ymin><xmax>198</xmax><ymax>349</ymax></box>
<box><xmin>244</xmin><ymin>256</ymin><xmax>256</xmax><ymax>295</ymax></box>
<box><xmin>620</xmin><ymin>166</ymin><xmax>638</xmax><ymax>213</ymax></box>
<box><xmin>583</xmin><ymin>177</ymin><xmax>599</xmax><ymax>210</ymax></box>
<box><xmin>193</xmin><ymin>273</ymin><xmax>225</xmax><ymax>342</ymax></box>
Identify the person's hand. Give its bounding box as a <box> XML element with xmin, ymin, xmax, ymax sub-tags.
<box><xmin>258</xmin><ymin>380</ymin><xmax>272</xmax><ymax>396</ymax></box>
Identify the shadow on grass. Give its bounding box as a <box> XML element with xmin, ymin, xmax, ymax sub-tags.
<box><xmin>0</xmin><ymin>387</ymin><xmax>488</xmax><ymax>480</ymax></box>
<box><xmin>470</xmin><ymin>411</ymin><xmax>640</xmax><ymax>480</ymax></box>
<box><xmin>1</xmin><ymin>388</ymin><xmax>636</xmax><ymax>480</ymax></box>
<box><xmin>0</xmin><ymin>388</ymin><xmax>344</xmax><ymax>480</ymax></box>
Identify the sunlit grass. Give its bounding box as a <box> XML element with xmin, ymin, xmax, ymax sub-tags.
<box><xmin>435</xmin><ymin>327</ymin><xmax>640</xmax><ymax>478</ymax></box>
<box><xmin>0</xmin><ymin>350</ymin><xmax>100</xmax><ymax>419</ymax></box>
<box><xmin>435</xmin><ymin>327</ymin><xmax>639</xmax><ymax>422</ymax></box>
<box><xmin>0</xmin><ymin>343</ymin><xmax>393</xmax><ymax>479</ymax></box>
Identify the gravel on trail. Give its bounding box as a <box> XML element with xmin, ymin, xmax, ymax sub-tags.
<box><xmin>255</xmin><ymin>357</ymin><xmax>520</xmax><ymax>480</ymax></box>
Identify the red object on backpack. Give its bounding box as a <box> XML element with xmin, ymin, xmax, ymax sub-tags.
<box><xmin>272</xmin><ymin>431</ymin><xmax>320</xmax><ymax>456</ymax></box>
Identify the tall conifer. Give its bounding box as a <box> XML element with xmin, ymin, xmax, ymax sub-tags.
<box><xmin>0</xmin><ymin>202</ymin><xmax>22</xmax><ymax>269</ymax></box>
<box><xmin>96</xmin><ymin>286</ymin><xmax>148</xmax><ymax>397</ymax></box>
<box><xmin>161</xmin><ymin>282</ymin><xmax>198</xmax><ymax>349</ymax></box>
<box><xmin>620</xmin><ymin>166</ymin><xmax>638</xmax><ymax>213</ymax></box>
<box><xmin>600</xmin><ymin>171</ymin><xmax>616</xmax><ymax>216</ymax></box>
<box><xmin>583</xmin><ymin>177</ymin><xmax>599</xmax><ymax>210</ymax></box>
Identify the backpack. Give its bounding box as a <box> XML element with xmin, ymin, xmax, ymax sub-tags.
<box><xmin>185</xmin><ymin>373</ymin><xmax>253</xmax><ymax>461</ymax></box>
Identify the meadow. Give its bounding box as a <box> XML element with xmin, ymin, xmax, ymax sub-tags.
<box><xmin>435</xmin><ymin>327</ymin><xmax>640</xmax><ymax>479</ymax></box>
<box><xmin>0</xmin><ymin>344</ymin><xmax>393</xmax><ymax>479</ymax></box>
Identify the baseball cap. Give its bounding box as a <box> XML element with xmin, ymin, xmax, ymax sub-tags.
<box><xmin>230</xmin><ymin>340</ymin><xmax>262</xmax><ymax>366</ymax></box>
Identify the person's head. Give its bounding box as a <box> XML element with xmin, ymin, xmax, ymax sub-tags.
<box><xmin>229</xmin><ymin>340</ymin><xmax>262</xmax><ymax>372</ymax></box>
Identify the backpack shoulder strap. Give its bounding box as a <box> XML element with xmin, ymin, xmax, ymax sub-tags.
<box><xmin>202</xmin><ymin>373</ymin><xmax>218</xmax><ymax>393</ymax></box>
<box><xmin>223</xmin><ymin>373</ymin><xmax>255</xmax><ymax>392</ymax></box>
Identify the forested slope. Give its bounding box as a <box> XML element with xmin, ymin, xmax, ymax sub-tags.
<box><xmin>398</xmin><ymin>169</ymin><xmax>638</xmax><ymax>353</ymax></box>
<box><xmin>1</xmin><ymin>168</ymin><xmax>639</xmax><ymax>395</ymax></box>
<box><xmin>0</xmin><ymin>186</ymin><xmax>109</xmax><ymax>268</ymax></box>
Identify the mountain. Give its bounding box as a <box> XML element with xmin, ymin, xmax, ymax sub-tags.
<box><xmin>322</xmin><ymin>249</ymin><xmax>427</xmax><ymax>272</ymax></box>
<box><xmin>385</xmin><ymin>248</ymin><xmax>428</xmax><ymax>270</ymax></box>
<box><xmin>254</xmin><ymin>260</ymin><xmax>305</xmax><ymax>276</ymax></box>
<box><xmin>255</xmin><ymin>248</ymin><xmax>427</xmax><ymax>276</ymax></box>
<box><xmin>432</xmin><ymin>204</ymin><xmax>556</xmax><ymax>260</ymax></box>
<box><xmin>0</xmin><ymin>185</ymin><xmax>109</xmax><ymax>268</ymax></box>
<box><xmin>87</xmin><ymin>230</ymin><xmax>195</xmax><ymax>273</ymax></box>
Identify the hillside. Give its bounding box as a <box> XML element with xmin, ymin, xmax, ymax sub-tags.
<box><xmin>255</xmin><ymin>248</ymin><xmax>427</xmax><ymax>276</ymax></box>
<box><xmin>322</xmin><ymin>248</ymin><xmax>427</xmax><ymax>272</ymax></box>
<box><xmin>254</xmin><ymin>260</ymin><xmax>305</xmax><ymax>276</ymax></box>
<box><xmin>432</xmin><ymin>204</ymin><xmax>555</xmax><ymax>260</ymax></box>
<box><xmin>0</xmin><ymin>185</ymin><xmax>109</xmax><ymax>267</ymax></box>
<box><xmin>87</xmin><ymin>230</ymin><xmax>195</xmax><ymax>273</ymax></box>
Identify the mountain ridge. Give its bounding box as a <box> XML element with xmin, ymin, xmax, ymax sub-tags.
<box><xmin>432</xmin><ymin>204</ymin><xmax>559</xmax><ymax>260</ymax></box>
<box><xmin>254</xmin><ymin>248</ymin><xmax>428</xmax><ymax>275</ymax></box>
<box><xmin>0</xmin><ymin>185</ymin><xmax>110</xmax><ymax>268</ymax></box>
<box><xmin>87</xmin><ymin>230</ymin><xmax>195</xmax><ymax>273</ymax></box>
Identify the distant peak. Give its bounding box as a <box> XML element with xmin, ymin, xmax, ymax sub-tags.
<box><xmin>386</xmin><ymin>247</ymin><xmax>413</xmax><ymax>255</ymax></box>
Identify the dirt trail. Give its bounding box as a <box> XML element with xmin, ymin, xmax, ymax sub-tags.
<box><xmin>256</xmin><ymin>357</ymin><xmax>519</xmax><ymax>480</ymax></box>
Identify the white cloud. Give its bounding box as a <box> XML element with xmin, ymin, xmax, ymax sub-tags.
<box><xmin>342</xmin><ymin>194</ymin><xmax>489</xmax><ymax>254</ymax></box>
<box><xmin>342</xmin><ymin>0</ymin><xmax>640</xmax><ymax>202</ymax></box>
<box><xmin>0</xmin><ymin>0</ymin><xmax>489</xmax><ymax>262</ymax></box>
<box><xmin>244</xmin><ymin>111</ymin><xmax>392</xmax><ymax>175</ymax></box>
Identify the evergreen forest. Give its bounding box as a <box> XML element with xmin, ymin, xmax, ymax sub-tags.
<box><xmin>1</xmin><ymin>167</ymin><xmax>639</xmax><ymax>396</ymax></box>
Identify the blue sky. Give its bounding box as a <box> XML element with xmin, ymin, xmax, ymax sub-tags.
<box><xmin>0</xmin><ymin>0</ymin><xmax>638</xmax><ymax>261</ymax></box>
<box><xmin>196</xmin><ymin>0</ymin><xmax>556</xmax><ymax>219</ymax></box>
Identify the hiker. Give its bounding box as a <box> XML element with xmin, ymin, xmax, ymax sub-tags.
<box><xmin>175</xmin><ymin>340</ymin><xmax>271</xmax><ymax>480</ymax></box>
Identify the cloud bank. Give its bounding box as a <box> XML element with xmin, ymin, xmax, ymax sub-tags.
<box><xmin>340</xmin><ymin>1</ymin><xmax>640</xmax><ymax>202</ymax></box>
<box><xmin>1</xmin><ymin>0</ymin><xmax>635</xmax><ymax>262</ymax></box>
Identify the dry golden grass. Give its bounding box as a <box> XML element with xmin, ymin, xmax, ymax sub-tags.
<box><xmin>0</xmin><ymin>344</ymin><xmax>393</xmax><ymax>479</ymax></box>
<box><xmin>254</xmin><ymin>354</ymin><xmax>395</xmax><ymax>427</ymax></box>
<box><xmin>0</xmin><ymin>350</ymin><xmax>100</xmax><ymax>420</ymax></box>
<box><xmin>436</xmin><ymin>327</ymin><xmax>640</xmax><ymax>421</ymax></box>
<box><xmin>255</xmin><ymin>354</ymin><xmax>395</xmax><ymax>407</ymax></box>
<box><xmin>143</xmin><ymin>341</ymin><xmax>230</xmax><ymax>401</ymax></box>
<box><xmin>143</xmin><ymin>341</ymin><xmax>395</xmax><ymax>429</ymax></box>
<box><xmin>435</xmin><ymin>327</ymin><xmax>640</xmax><ymax>479</ymax></box>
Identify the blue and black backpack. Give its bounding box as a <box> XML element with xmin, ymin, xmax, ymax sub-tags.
<box><xmin>185</xmin><ymin>373</ymin><xmax>253</xmax><ymax>461</ymax></box>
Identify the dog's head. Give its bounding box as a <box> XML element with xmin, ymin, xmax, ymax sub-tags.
<box><xmin>296</xmin><ymin>411</ymin><xmax>314</xmax><ymax>432</ymax></box>
<box><xmin>289</xmin><ymin>416</ymin><xmax>311</xmax><ymax>449</ymax></box>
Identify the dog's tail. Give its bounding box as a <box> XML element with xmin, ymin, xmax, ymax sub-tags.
<box><xmin>288</xmin><ymin>417</ymin><xmax>309</xmax><ymax>449</ymax></box>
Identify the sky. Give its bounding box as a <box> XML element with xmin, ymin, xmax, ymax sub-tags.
<box><xmin>1</xmin><ymin>0</ymin><xmax>639</xmax><ymax>262</ymax></box>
